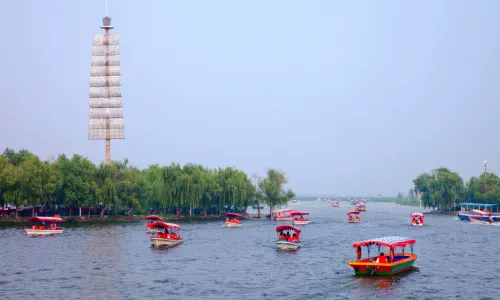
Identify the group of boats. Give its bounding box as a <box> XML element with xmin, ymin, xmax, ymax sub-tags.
<box><xmin>22</xmin><ymin>209</ymin><xmax>423</xmax><ymax>277</ymax></box>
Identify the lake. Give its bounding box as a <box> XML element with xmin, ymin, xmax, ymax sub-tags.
<box><xmin>0</xmin><ymin>201</ymin><xmax>498</xmax><ymax>300</ymax></box>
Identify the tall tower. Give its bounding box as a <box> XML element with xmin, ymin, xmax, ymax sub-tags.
<box><xmin>88</xmin><ymin>6</ymin><xmax>124</xmax><ymax>165</ymax></box>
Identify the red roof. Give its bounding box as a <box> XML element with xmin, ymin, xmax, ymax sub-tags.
<box><xmin>290</xmin><ymin>211</ymin><xmax>309</xmax><ymax>216</ymax></box>
<box><xmin>347</xmin><ymin>211</ymin><xmax>359</xmax><ymax>215</ymax></box>
<box><xmin>28</xmin><ymin>217</ymin><xmax>63</xmax><ymax>223</ymax></box>
<box><xmin>145</xmin><ymin>215</ymin><xmax>163</xmax><ymax>221</ymax></box>
<box><xmin>410</xmin><ymin>213</ymin><xmax>424</xmax><ymax>217</ymax></box>
<box><xmin>224</xmin><ymin>213</ymin><xmax>242</xmax><ymax>218</ymax></box>
<box><xmin>151</xmin><ymin>222</ymin><xmax>182</xmax><ymax>230</ymax></box>
<box><xmin>276</xmin><ymin>225</ymin><xmax>301</xmax><ymax>233</ymax></box>
<box><xmin>352</xmin><ymin>236</ymin><xmax>416</xmax><ymax>248</ymax></box>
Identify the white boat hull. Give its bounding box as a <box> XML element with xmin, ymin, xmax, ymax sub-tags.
<box><xmin>292</xmin><ymin>220</ymin><xmax>311</xmax><ymax>225</ymax></box>
<box><xmin>25</xmin><ymin>229</ymin><xmax>63</xmax><ymax>236</ymax></box>
<box><xmin>274</xmin><ymin>217</ymin><xmax>294</xmax><ymax>221</ymax></box>
<box><xmin>150</xmin><ymin>238</ymin><xmax>183</xmax><ymax>247</ymax></box>
<box><xmin>224</xmin><ymin>222</ymin><xmax>243</xmax><ymax>228</ymax></box>
<box><xmin>276</xmin><ymin>241</ymin><xmax>301</xmax><ymax>250</ymax></box>
<box><xmin>411</xmin><ymin>223</ymin><xmax>424</xmax><ymax>226</ymax></box>
<box><xmin>348</xmin><ymin>219</ymin><xmax>360</xmax><ymax>223</ymax></box>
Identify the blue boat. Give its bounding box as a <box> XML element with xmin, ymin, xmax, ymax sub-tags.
<box><xmin>458</xmin><ymin>203</ymin><xmax>500</xmax><ymax>222</ymax></box>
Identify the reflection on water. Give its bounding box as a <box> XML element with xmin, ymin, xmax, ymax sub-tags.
<box><xmin>1</xmin><ymin>202</ymin><xmax>500</xmax><ymax>299</ymax></box>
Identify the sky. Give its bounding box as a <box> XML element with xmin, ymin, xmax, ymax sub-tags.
<box><xmin>1</xmin><ymin>0</ymin><xmax>500</xmax><ymax>196</ymax></box>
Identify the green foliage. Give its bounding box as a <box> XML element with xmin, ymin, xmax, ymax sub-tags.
<box><xmin>0</xmin><ymin>148</ymin><xmax>293</xmax><ymax>216</ymax></box>
<box><xmin>412</xmin><ymin>167</ymin><xmax>465</xmax><ymax>209</ymax></box>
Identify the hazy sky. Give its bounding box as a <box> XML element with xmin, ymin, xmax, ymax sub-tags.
<box><xmin>1</xmin><ymin>0</ymin><xmax>500</xmax><ymax>196</ymax></box>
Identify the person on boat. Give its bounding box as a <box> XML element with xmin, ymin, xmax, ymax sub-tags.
<box><xmin>163</xmin><ymin>229</ymin><xmax>170</xmax><ymax>239</ymax></box>
<box><xmin>355</xmin><ymin>215</ymin><xmax>360</xmax><ymax>220</ymax></box>
<box><xmin>32</xmin><ymin>225</ymin><xmax>37</xmax><ymax>229</ymax></box>
<box><xmin>40</xmin><ymin>224</ymin><xmax>45</xmax><ymax>230</ymax></box>
<box><xmin>225</xmin><ymin>217</ymin><xmax>230</xmax><ymax>223</ymax></box>
<box><xmin>419</xmin><ymin>216</ymin><xmax>423</xmax><ymax>224</ymax></box>
<box><xmin>278</xmin><ymin>232</ymin><xmax>285</xmax><ymax>240</ymax></box>
<box><xmin>376</xmin><ymin>252</ymin><xmax>387</xmax><ymax>263</ymax></box>
<box><xmin>50</xmin><ymin>223</ymin><xmax>57</xmax><ymax>230</ymax></box>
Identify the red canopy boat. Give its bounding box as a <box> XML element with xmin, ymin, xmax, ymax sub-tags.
<box><xmin>150</xmin><ymin>222</ymin><xmax>183</xmax><ymax>248</ymax></box>
<box><xmin>347</xmin><ymin>211</ymin><xmax>360</xmax><ymax>223</ymax></box>
<box><xmin>224</xmin><ymin>213</ymin><xmax>243</xmax><ymax>227</ymax></box>
<box><xmin>145</xmin><ymin>215</ymin><xmax>163</xmax><ymax>232</ymax></box>
<box><xmin>348</xmin><ymin>236</ymin><xmax>417</xmax><ymax>276</ymax></box>
<box><xmin>25</xmin><ymin>217</ymin><xmax>64</xmax><ymax>236</ymax></box>
<box><xmin>410</xmin><ymin>213</ymin><xmax>424</xmax><ymax>226</ymax></box>
<box><xmin>275</xmin><ymin>225</ymin><xmax>302</xmax><ymax>250</ymax></box>
<box><xmin>291</xmin><ymin>211</ymin><xmax>311</xmax><ymax>225</ymax></box>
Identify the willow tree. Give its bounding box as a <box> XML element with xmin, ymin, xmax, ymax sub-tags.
<box><xmin>259</xmin><ymin>169</ymin><xmax>295</xmax><ymax>215</ymax></box>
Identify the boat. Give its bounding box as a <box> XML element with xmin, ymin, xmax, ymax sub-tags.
<box><xmin>410</xmin><ymin>213</ymin><xmax>424</xmax><ymax>226</ymax></box>
<box><xmin>292</xmin><ymin>199</ymin><xmax>297</xmax><ymax>204</ymax></box>
<box><xmin>457</xmin><ymin>203</ymin><xmax>500</xmax><ymax>221</ymax></box>
<box><xmin>331</xmin><ymin>201</ymin><xmax>340</xmax><ymax>207</ymax></box>
<box><xmin>348</xmin><ymin>236</ymin><xmax>417</xmax><ymax>276</ymax></box>
<box><xmin>224</xmin><ymin>213</ymin><xmax>243</xmax><ymax>227</ymax></box>
<box><xmin>468</xmin><ymin>210</ymin><xmax>500</xmax><ymax>224</ymax></box>
<box><xmin>149</xmin><ymin>222</ymin><xmax>183</xmax><ymax>248</ymax></box>
<box><xmin>145</xmin><ymin>215</ymin><xmax>163</xmax><ymax>233</ymax></box>
<box><xmin>355</xmin><ymin>204</ymin><xmax>367</xmax><ymax>212</ymax></box>
<box><xmin>275</xmin><ymin>225</ymin><xmax>302</xmax><ymax>250</ymax></box>
<box><xmin>25</xmin><ymin>217</ymin><xmax>64</xmax><ymax>236</ymax></box>
<box><xmin>291</xmin><ymin>211</ymin><xmax>311</xmax><ymax>225</ymax></box>
<box><xmin>347</xmin><ymin>211</ymin><xmax>360</xmax><ymax>223</ymax></box>
<box><xmin>271</xmin><ymin>209</ymin><xmax>295</xmax><ymax>221</ymax></box>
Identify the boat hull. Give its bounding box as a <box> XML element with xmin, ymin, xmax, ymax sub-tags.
<box><xmin>25</xmin><ymin>229</ymin><xmax>63</xmax><ymax>236</ymax></box>
<box><xmin>292</xmin><ymin>220</ymin><xmax>311</xmax><ymax>225</ymax></box>
<box><xmin>150</xmin><ymin>238</ymin><xmax>183</xmax><ymax>248</ymax></box>
<box><xmin>224</xmin><ymin>222</ymin><xmax>243</xmax><ymax>228</ymax></box>
<box><xmin>274</xmin><ymin>217</ymin><xmax>294</xmax><ymax>221</ymax></box>
<box><xmin>411</xmin><ymin>223</ymin><xmax>424</xmax><ymax>226</ymax></box>
<box><xmin>348</xmin><ymin>219</ymin><xmax>360</xmax><ymax>223</ymax></box>
<box><xmin>276</xmin><ymin>241</ymin><xmax>301</xmax><ymax>250</ymax></box>
<box><xmin>348</xmin><ymin>253</ymin><xmax>417</xmax><ymax>276</ymax></box>
<box><xmin>356</xmin><ymin>208</ymin><xmax>366</xmax><ymax>212</ymax></box>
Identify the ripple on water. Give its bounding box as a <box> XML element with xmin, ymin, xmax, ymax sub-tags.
<box><xmin>0</xmin><ymin>202</ymin><xmax>499</xmax><ymax>299</ymax></box>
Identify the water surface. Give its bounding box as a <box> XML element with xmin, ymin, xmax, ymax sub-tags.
<box><xmin>1</xmin><ymin>202</ymin><xmax>497</xmax><ymax>300</ymax></box>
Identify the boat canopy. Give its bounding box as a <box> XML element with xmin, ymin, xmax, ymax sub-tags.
<box><xmin>145</xmin><ymin>215</ymin><xmax>163</xmax><ymax>221</ymax></box>
<box><xmin>276</xmin><ymin>225</ymin><xmax>301</xmax><ymax>233</ymax></box>
<box><xmin>347</xmin><ymin>211</ymin><xmax>359</xmax><ymax>215</ymax></box>
<box><xmin>460</xmin><ymin>203</ymin><xmax>498</xmax><ymax>207</ymax></box>
<box><xmin>410</xmin><ymin>213</ymin><xmax>424</xmax><ymax>217</ymax></box>
<box><xmin>28</xmin><ymin>217</ymin><xmax>63</xmax><ymax>223</ymax></box>
<box><xmin>224</xmin><ymin>213</ymin><xmax>242</xmax><ymax>218</ymax></box>
<box><xmin>272</xmin><ymin>209</ymin><xmax>294</xmax><ymax>213</ymax></box>
<box><xmin>352</xmin><ymin>236</ymin><xmax>416</xmax><ymax>248</ymax></box>
<box><xmin>150</xmin><ymin>222</ymin><xmax>182</xmax><ymax>230</ymax></box>
<box><xmin>290</xmin><ymin>211</ymin><xmax>309</xmax><ymax>216</ymax></box>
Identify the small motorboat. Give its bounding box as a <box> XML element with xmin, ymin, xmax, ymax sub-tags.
<box><xmin>150</xmin><ymin>222</ymin><xmax>183</xmax><ymax>248</ymax></box>
<box><xmin>348</xmin><ymin>236</ymin><xmax>417</xmax><ymax>276</ymax></box>
<box><xmin>25</xmin><ymin>217</ymin><xmax>64</xmax><ymax>236</ymax></box>
<box><xmin>331</xmin><ymin>201</ymin><xmax>340</xmax><ymax>207</ymax></box>
<box><xmin>145</xmin><ymin>215</ymin><xmax>163</xmax><ymax>233</ymax></box>
<box><xmin>291</xmin><ymin>211</ymin><xmax>311</xmax><ymax>225</ymax></box>
<box><xmin>271</xmin><ymin>209</ymin><xmax>295</xmax><ymax>221</ymax></box>
<box><xmin>275</xmin><ymin>225</ymin><xmax>302</xmax><ymax>251</ymax></box>
<box><xmin>224</xmin><ymin>213</ymin><xmax>243</xmax><ymax>227</ymax></box>
<box><xmin>355</xmin><ymin>204</ymin><xmax>366</xmax><ymax>212</ymax></box>
<box><xmin>347</xmin><ymin>211</ymin><xmax>360</xmax><ymax>223</ymax></box>
<box><xmin>410</xmin><ymin>213</ymin><xmax>424</xmax><ymax>226</ymax></box>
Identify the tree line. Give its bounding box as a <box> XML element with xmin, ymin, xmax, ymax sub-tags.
<box><xmin>402</xmin><ymin>167</ymin><xmax>500</xmax><ymax>210</ymax></box>
<box><xmin>0</xmin><ymin>148</ymin><xmax>295</xmax><ymax>217</ymax></box>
